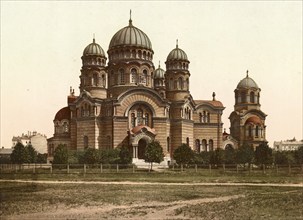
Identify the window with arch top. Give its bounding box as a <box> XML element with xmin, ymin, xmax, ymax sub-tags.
<box><xmin>119</xmin><ymin>69</ymin><xmax>125</xmax><ymax>84</ymax></box>
<box><xmin>131</xmin><ymin>68</ymin><xmax>137</xmax><ymax>83</ymax></box>
<box><xmin>250</xmin><ymin>91</ymin><xmax>255</xmax><ymax>103</ymax></box>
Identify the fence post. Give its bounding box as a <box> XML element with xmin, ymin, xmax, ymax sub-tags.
<box><xmin>209</xmin><ymin>164</ymin><xmax>212</xmax><ymax>173</ymax></box>
<box><xmin>50</xmin><ymin>164</ymin><xmax>53</xmax><ymax>174</ymax></box>
<box><xmin>276</xmin><ymin>164</ymin><xmax>278</xmax><ymax>174</ymax></box>
<box><xmin>116</xmin><ymin>164</ymin><xmax>119</xmax><ymax>173</ymax></box>
<box><xmin>133</xmin><ymin>165</ymin><xmax>135</xmax><ymax>173</ymax></box>
<box><xmin>262</xmin><ymin>164</ymin><xmax>265</xmax><ymax>174</ymax></box>
<box><xmin>172</xmin><ymin>164</ymin><xmax>175</xmax><ymax>171</ymax></box>
<box><xmin>15</xmin><ymin>164</ymin><xmax>18</xmax><ymax>173</ymax></box>
<box><xmin>181</xmin><ymin>164</ymin><xmax>183</xmax><ymax>172</ymax></box>
<box><xmin>33</xmin><ymin>164</ymin><xmax>36</xmax><ymax>174</ymax></box>
<box><xmin>195</xmin><ymin>164</ymin><xmax>197</xmax><ymax>173</ymax></box>
<box><xmin>67</xmin><ymin>164</ymin><xmax>70</xmax><ymax>174</ymax></box>
<box><xmin>223</xmin><ymin>164</ymin><xmax>225</xmax><ymax>173</ymax></box>
<box><xmin>100</xmin><ymin>164</ymin><xmax>103</xmax><ymax>173</ymax></box>
<box><xmin>288</xmin><ymin>164</ymin><xmax>291</xmax><ymax>174</ymax></box>
<box><xmin>236</xmin><ymin>164</ymin><xmax>238</xmax><ymax>173</ymax></box>
<box><xmin>84</xmin><ymin>164</ymin><xmax>86</xmax><ymax>174</ymax></box>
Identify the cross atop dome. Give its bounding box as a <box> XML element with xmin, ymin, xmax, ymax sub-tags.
<box><xmin>129</xmin><ymin>9</ymin><xmax>133</xmax><ymax>26</ymax></box>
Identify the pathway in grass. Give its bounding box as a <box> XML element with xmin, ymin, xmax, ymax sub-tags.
<box><xmin>5</xmin><ymin>195</ymin><xmax>244</xmax><ymax>219</ymax></box>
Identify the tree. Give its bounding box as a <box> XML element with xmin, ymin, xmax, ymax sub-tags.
<box><xmin>144</xmin><ymin>140</ymin><xmax>164</xmax><ymax>171</ymax></box>
<box><xmin>10</xmin><ymin>142</ymin><xmax>27</xmax><ymax>164</ymax></box>
<box><xmin>213</xmin><ymin>148</ymin><xmax>225</xmax><ymax>165</ymax></box>
<box><xmin>295</xmin><ymin>146</ymin><xmax>303</xmax><ymax>164</ymax></box>
<box><xmin>235</xmin><ymin>143</ymin><xmax>254</xmax><ymax>167</ymax></box>
<box><xmin>36</xmin><ymin>153</ymin><xmax>47</xmax><ymax>163</ymax></box>
<box><xmin>53</xmin><ymin>144</ymin><xmax>68</xmax><ymax>164</ymax></box>
<box><xmin>82</xmin><ymin>148</ymin><xmax>99</xmax><ymax>164</ymax></box>
<box><xmin>254</xmin><ymin>142</ymin><xmax>273</xmax><ymax>166</ymax></box>
<box><xmin>173</xmin><ymin>143</ymin><xmax>194</xmax><ymax>166</ymax></box>
<box><xmin>99</xmin><ymin>148</ymin><xmax>120</xmax><ymax>164</ymax></box>
<box><xmin>224</xmin><ymin>145</ymin><xmax>236</xmax><ymax>164</ymax></box>
<box><xmin>24</xmin><ymin>144</ymin><xmax>38</xmax><ymax>163</ymax></box>
<box><xmin>118</xmin><ymin>145</ymin><xmax>132</xmax><ymax>164</ymax></box>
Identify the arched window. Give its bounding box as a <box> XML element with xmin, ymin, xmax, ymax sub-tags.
<box><xmin>131</xmin><ymin>113</ymin><xmax>136</xmax><ymax>128</ymax></box>
<box><xmin>167</xmin><ymin>137</ymin><xmax>170</xmax><ymax>153</ymax></box>
<box><xmin>186</xmin><ymin>137</ymin><xmax>189</xmax><ymax>146</ymax></box>
<box><xmin>93</xmin><ymin>73</ymin><xmax>98</xmax><ymax>86</ymax></box>
<box><xmin>169</xmin><ymin>78</ymin><xmax>174</xmax><ymax>89</ymax></box>
<box><xmin>178</xmin><ymin>77</ymin><xmax>183</xmax><ymax>90</ymax></box>
<box><xmin>241</xmin><ymin>92</ymin><xmax>246</xmax><ymax>103</ymax></box>
<box><xmin>202</xmin><ymin>139</ymin><xmax>207</xmax><ymax>151</ymax></box>
<box><xmin>144</xmin><ymin>113</ymin><xmax>149</xmax><ymax>126</ymax></box>
<box><xmin>119</xmin><ymin>69</ymin><xmax>125</xmax><ymax>84</ymax></box>
<box><xmin>137</xmin><ymin>109</ymin><xmax>143</xmax><ymax>125</ymax></box>
<box><xmin>195</xmin><ymin>139</ymin><xmax>200</xmax><ymax>152</ymax></box>
<box><xmin>63</xmin><ymin>122</ymin><xmax>69</xmax><ymax>133</ymax></box>
<box><xmin>256</xmin><ymin>126</ymin><xmax>259</xmax><ymax>137</ymax></box>
<box><xmin>207</xmin><ymin>112</ymin><xmax>210</xmax><ymax>123</ymax></box>
<box><xmin>84</xmin><ymin>136</ymin><xmax>88</xmax><ymax>149</ymax></box>
<box><xmin>199</xmin><ymin>113</ymin><xmax>202</xmax><ymax>122</ymax></box>
<box><xmin>209</xmin><ymin>139</ymin><xmax>214</xmax><ymax>151</ymax></box>
<box><xmin>141</xmin><ymin>69</ymin><xmax>147</xmax><ymax>85</ymax></box>
<box><xmin>248</xmin><ymin>126</ymin><xmax>252</xmax><ymax>137</ymax></box>
<box><xmin>250</xmin><ymin>92</ymin><xmax>255</xmax><ymax>103</ymax></box>
<box><xmin>131</xmin><ymin>68</ymin><xmax>137</xmax><ymax>83</ymax></box>
<box><xmin>102</xmin><ymin>74</ymin><xmax>106</xmax><ymax>87</ymax></box>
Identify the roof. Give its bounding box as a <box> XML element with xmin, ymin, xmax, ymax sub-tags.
<box><xmin>195</xmin><ymin>100</ymin><xmax>224</xmax><ymax>108</ymax></box>
<box><xmin>0</xmin><ymin>148</ymin><xmax>13</xmax><ymax>154</ymax></box>
<box><xmin>83</xmin><ymin>38</ymin><xmax>106</xmax><ymax>57</ymax></box>
<box><xmin>237</xmin><ymin>75</ymin><xmax>259</xmax><ymax>89</ymax></box>
<box><xmin>166</xmin><ymin>45</ymin><xmax>188</xmax><ymax>61</ymax></box>
<box><xmin>154</xmin><ymin>65</ymin><xmax>165</xmax><ymax>79</ymax></box>
<box><xmin>54</xmin><ymin>107</ymin><xmax>71</xmax><ymax>121</ymax></box>
<box><xmin>131</xmin><ymin>125</ymin><xmax>156</xmax><ymax>135</ymax></box>
<box><xmin>245</xmin><ymin>116</ymin><xmax>262</xmax><ymax>125</ymax></box>
<box><xmin>109</xmin><ymin>19</ymin><xmax>152</xmax><ymax>50</ymax></box>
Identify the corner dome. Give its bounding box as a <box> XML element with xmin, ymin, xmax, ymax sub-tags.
<box><xmin>83</xmin><ymin>39</ymin><xmax>106</xmax><ymax>57</ymax></box>
<box><xmin>166</xmin><ymin>45</ymin><xmax>188</xmax><ymax>61</ymax></box>
<box><xmin>154</xmin><ymin>65</ymin><xmax>165</xmax><ymax>79</ymax></box>
<box><xmin>237</xmin><ymin>75</ymin><xmax>259</xmax><ymax>89</ymax></box>
<box><xmin>109</xmin><ymin>19</ymin><xmax>152</xmax><ymax>50</ymax></box>
<box><xmin>54</xmin><ymin>107</ymin><xmax>70</xmax><ymax>121</ymax></box>
<box><xmin>245</xmin><ymin>116</ymin><xmax>262</xmax><ymax>125</ymax></box>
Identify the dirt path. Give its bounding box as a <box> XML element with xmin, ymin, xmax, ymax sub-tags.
<box><xmin>1</xmin><ymin>179</ymin><xmax>303</xmax><ymax>187</ymax></box>
<box><xmin>5</xmin><ymin>195</ymin><xmax>244</xmax><ymax>220</ymax></box>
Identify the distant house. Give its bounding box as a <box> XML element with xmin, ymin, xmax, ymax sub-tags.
<box><xmin>12</xmin><ymin>131</ymin><xmax>47</xmax><ymax>154</ymax></box>
<box><xmin>273</xmin><ymin>138</ymin><xmax>303</xmax><ymax>151</ymax></box>
<box><xmin>0</xmin><ymin>147</ymin><xmax>13</xmax><ymax>163</ymax></box>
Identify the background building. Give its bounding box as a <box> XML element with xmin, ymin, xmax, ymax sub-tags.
<box><xmin>273</xmin><ymin>138</ymin><xmax>303</xmax><ymax>151</ymax></box>
<box><xmin>12</xmin><ymin>131</ymin><xmax>47</xmax><ymax>154</ymax></box>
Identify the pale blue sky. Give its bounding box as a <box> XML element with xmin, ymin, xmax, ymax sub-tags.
<box><xmin>1</xmin><ymin>1</ymin><xmax>302</xmax><ymax>148</ymax></box>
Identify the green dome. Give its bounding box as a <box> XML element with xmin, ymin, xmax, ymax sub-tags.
<box><xmin>83</xmin><ymin>39</ymin><xmax>106</xmax><ymax>57</ymax></box>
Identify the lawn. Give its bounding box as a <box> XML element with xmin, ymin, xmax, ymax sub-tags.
<box><xmin>1</xmin><ymin>181</ymin><xmax>303</xmax><ymax>219</ymax></box>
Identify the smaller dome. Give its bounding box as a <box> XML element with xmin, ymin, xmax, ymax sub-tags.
<box><xmin>54</xmin><ymin>107</ymin><xmax>70</xmax><ymax>121</ymax></box>
<box><xmin>167</xmin><ymin>44</ymin><xmax>188</xmax><ymax>61</ymax></box>
<box><xmin>154</xmin><ymin>64</ymin><xmax>165</xmax><ymax>79</ymax></box>
<box><xmin>83</xmin><ymin>39</ymin><xmax>106</xmax><ymax>57</ymax></box>
<box><xmin>237</xmin><ymin>75</ymin><xmax>259</xmax><ymax>89</ymax></box>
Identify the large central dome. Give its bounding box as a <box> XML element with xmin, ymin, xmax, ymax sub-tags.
<box><xmin>109</xmin><ymin>19</ymin><xmax>152</xmax><ymax>50</ymax></box>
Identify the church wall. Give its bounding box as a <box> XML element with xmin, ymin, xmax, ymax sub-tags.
<box><xmin>153</xmin><ymin>118</ymin><xmax>170</xmax><ymax>155</ymax></box>
<box><xmin>76</xmin><ymin>119</ymin><xmax>99</xmax><ymax>150</ymax></box>
<box><xmin>99</xmin><ymin>117</ymin><xmax>113</xmax><ymax>149</ymax></box>
<box><xmin>170</xmin><ymin>120</ymin><xmax>194</xmax><ymax>154</ymax></box>
<box><xmin>112</xmin><ymin>117</ymin><xmax>128</xmax><ymax>148</ymax></box>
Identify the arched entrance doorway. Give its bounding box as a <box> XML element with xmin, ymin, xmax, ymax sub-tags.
<box><xmin>138</xmin><ymin>139</ymin><xmax>147</xmax><ymax>159</ymax></box>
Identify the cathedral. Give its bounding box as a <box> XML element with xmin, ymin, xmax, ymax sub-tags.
<box><xmin>47</xmin><ymin>15</ymin><xmax>267</xmax><ymax>165</ymax></box>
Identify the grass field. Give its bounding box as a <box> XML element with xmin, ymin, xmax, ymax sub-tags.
<box><xmin>1</xmin><ymin>181</ymin><xmax>303</xmax><ymax>219</ymax></box>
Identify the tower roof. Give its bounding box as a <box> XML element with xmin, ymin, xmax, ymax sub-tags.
<box><xmin>237</xmin><ymin>71</ymin><xmax>259</xmax><ymax>89</ymax></box>
<box><xmin>166</xmin><ymin>40</ymin><xmax>188</xmax><ymax>61</ymax></box>
<box><xmin>83</xmin><ymin>38</ymin><xmax>106</xmax><ymax>57</ymax></box>
<box><xmin>154</xmin><ymin>62</ymin><xmax>165</xmax><ymax>79</ymax></box>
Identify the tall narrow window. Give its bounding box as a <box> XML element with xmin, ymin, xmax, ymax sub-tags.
<box><xmin>84</xmin><ymin>136</ymin><xmax>88</xmax><ymax>149</ymax></box>
<box><xmin>256</xmin><ymin>126</ymin><xmax>259</xmax><ymax>137</ymax></box>
<box><xmin>131</xmin><ymin>113</ymin><xmax>136</xmax><ymax>128</ymax></box>
<box><xmin>186</xmin><ymin>137</ymin><xmax>189</xmax><ymax>146</ymax></box>
<box><xmin>250</xmin><ymin>92</ymin><xmax>255</xmax><ymax>103</ymax></box>
<box><xmin>178</xmin><ymin>77</ymin><xmax>183</xmax><ymax>90</ymax></box>
<box><xmin>202</xmin><ymin>139</ymin><xmax>207</xmax><ymax>151</ymax></box>
<box><xmin>119</xmin><ymin>69</ymin><xmax>125</xmax><ymax>84</ymax></box>
<box><xmin>63</xmin><ymin>122</ymin><xmax>69</xmax><ymax>133</ymax></box>
<box><xmin>137</xmin><ymin>109</ymin><xmax>143</xmax><ymax>125</ymax></box>
<box><xmin>131</xmin><ymin>68</ymin><xmax>137</xmax><ymax>83</ymax></box>
<box><xmin>207</xmin><ymin>112</ymin><xmax>210</xmax><ymax>123</ymax></box>
<box><xmin>141</xmin><ymin>69</ymin><xmax>147</xmax><ymax>85</ymax></box>
<box><xmin>195</xmin><ymin>139</ymin><xmax>200</xmax><ymax>152</ymax></box>
<box><xmin>144</xmin><ymin>113</ymin><xmax>149</xmax><ymax>126</ymax></box>
<box><xmin>167</xmin><ymin>137</ymin><xmax>170</xmax><ymax>153</ymax></box>
<box><xmin>93</xmin><ymin>73</ymin><xmax>98</xmax><ymax>86</ymax></box>
<box><xmin>241</xmin><ymin>92</ymin><xmax>246</xmax><ymax>103</ymax></box>
<box><xmin>102</xmin><ymin>74</ymin><xmax>106</xmax><ymax>87</ymax></box>
<box><xmin>209</xmin><ymin>139</ymin><xmax>214</xmax><ymax>151</ymax></box>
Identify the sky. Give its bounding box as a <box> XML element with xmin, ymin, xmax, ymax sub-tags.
<box><xmin>1</xmin><ymin>1</ymin><xmax>302</xmax><ymax>148</ymax></box>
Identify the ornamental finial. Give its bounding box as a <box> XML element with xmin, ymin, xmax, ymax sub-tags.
<box><xmin>212</xmin><ymin>92</ymin><xmax>216</xmax><ymax>101</ymax></box>
<box><xmin>158</xmin><ymin>60</ymin><xmax>160</xmax><ymax>68</ymax></box>
<box><xmin>246</xmin><ymin>70</ymin><xmax>249</xmax><ymax>77</ymax></box>
<box><xmin>93</xmin><ymin>33</ymin><xmax>95</xmax><ymax>43</ymax></box>
<box><xmin>176</xmin><ymin>39</ymin><xmax>178</xmax><ymax>48</ymax></box>
<box><xmin>129</xmin><ymin>9</ymin><xmax>132</xmax><ymax>26</ymax></box>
